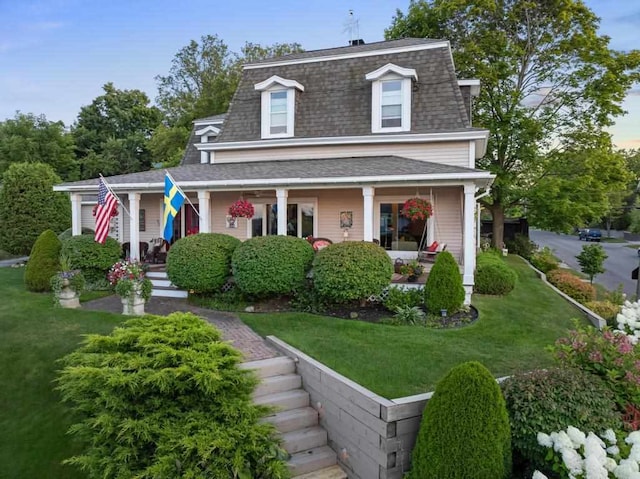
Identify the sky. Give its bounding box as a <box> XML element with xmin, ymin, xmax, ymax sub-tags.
<box><xmin>0</xmin><ymin>0</ymin><xmax>638</xmax><ymax>149</ymax></box>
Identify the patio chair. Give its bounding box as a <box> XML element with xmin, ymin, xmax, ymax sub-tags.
<box><xmin>419</xmin><ymin>241</ymin><xmax>447</xmax><ymax>263</ymax></box>
<box><xmin>122</xmin><ymin>241</ymin><xmax>149</xmax><ymax>260</ymax></box>
<box><xmin>145</xmin><ymin>238</ymin><xmax>169</xmax><ymax>264</ymax></box>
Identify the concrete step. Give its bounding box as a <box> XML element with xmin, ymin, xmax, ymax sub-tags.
<box><xmin>292</xmin><ymin>465</ymin><xmax>348</xmax><ymax>479</ymax></box>
<box><xmin>282</xmin><ymin>426</ymin><xmax>327</xmax><ymax>455</ymax></box>
<box><xmin>151</xmin><ymin>287</ymin><xmax>188</xmax><ymax>299</ymax></box>
<box><xmin>150</xmin><ymin>278</ymin><xmax>173</xmax><ymax>288</ymax></box>
<box><xmin>288</xmin><ymin>446</ymin><xmax>337</xmax><ymax>477</ymax></box>
<box><xmin>146</xmin><ymin>271</ymin><xmax>167</xmax><ymax>279</ymax></box>
<box><xmin>241</xmin><ymin>356</ymin><xmax>296</xmax><ymax>379</ymax></box>
<box><xmin>264</xmin><ymin>407</ymin><xmax>318</xmax><ymax>434</ymax></box>
<box><xmin>254</xmin><ymin>374</ymin><xmax>301</xmax><ymax>398</ymax></box>
<box><xmin>254</xmin><ymin>389</ymin><xmax>309</xmax><ymax>412</ymax></box>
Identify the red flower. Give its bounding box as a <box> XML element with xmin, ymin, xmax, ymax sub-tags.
<box><xmin>228</xmin><ymin>199</ymin><xmax>255</xmax><ymax>219</ymax></box>
<box><xmin>401</xmin><ymin>198</ymin><xmax>433</xmax><ymax>221</ymax></box>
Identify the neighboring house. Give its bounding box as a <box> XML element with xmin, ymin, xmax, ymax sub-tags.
<box><xmin>54</xmin><ymin>38</ymin><xmax>494</xmax><ymax>303</ymax></box>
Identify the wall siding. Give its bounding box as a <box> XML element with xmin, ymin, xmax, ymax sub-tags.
<box><xmin>213</xmin><ymin>141</ymin><xmax>471</xmax><ymax>168</ymax></box>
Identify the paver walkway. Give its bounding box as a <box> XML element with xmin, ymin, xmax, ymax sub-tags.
<box><xmin>83</xmin><ymin>295</ymin><xmax>278</xmax><ymax>361</ymax></box>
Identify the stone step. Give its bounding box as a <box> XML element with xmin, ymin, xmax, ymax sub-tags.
<box><xmin>150</xmin><ymin>278</ymin><xmax>173</xmax><ymax>288</ymax></box>
<box><xmin>292</xmin><ymin>465</ymin><xmax>348</xmax><ymax>479</ymax></box>
<box><xmin>288</xmin><ymin>446</ymin><xmax>337</xmax><ymax>477</ymax></box>
<box><xmin>254</xmin><ymin>374</ymin><xmax>301</xmax><ymax>398</ymax></box>
<box><xmin>151</xmin><ymin>287</ymin><xmax>188</xmax><ymax>299</ymax></box>
<box><xmin>146</xmin><ymin>271</ymin><xmax>168</xmax><ymax>279</ymax></box>
<box><xmin>282</xmin><ymin>426</ymin><xmax>327</xmax><ymax>455</ymax></box>
<box><xmin>254</xmin><ymin>389</ymin><xmax>309</xmax><ymax>412</ymax></box>
<box><xmin>241</xmin><ymin>356</ymin><xmax>296</xmax><ymax>379</ymax></box>
<box><xmin>264</xmin><ymin>407</ymin><xmax>318</xmax><ymax>434</ymax></box>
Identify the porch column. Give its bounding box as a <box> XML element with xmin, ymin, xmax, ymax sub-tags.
<box><xmin>128</xmin><ymin>193</ymin><xmax>140</xmax><ymax>260</ymax></box>
<box><xmin>276</xmin><ymin>188</ymin><xmax>288</xmax><ymax>236</ymax></box>
<box><xmin>71</xmin><ymin>193</ymin><xmax>82</xmax><ymax>236</ymax></box>
<box><xmin>463</xmin><ymin>183</ymin><xmax>476</xmax><ymax>304</ymax></box>
<box><xmin>197</xmin><ymin>191</ymin><xmax>211</xmax><ymax>233</ymax></box>
<box><xmin>362</xmin><ymin>186</ymin><xmax>375</xmax><ymax>242</ymax></box>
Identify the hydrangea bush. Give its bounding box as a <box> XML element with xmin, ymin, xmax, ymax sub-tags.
<box><xmin>615</xmin><ymin>300</ymin><xmax>640</xmax><ymax>345</ymax></box>
<box><xmin>533</xmin><ymin>426</ymin><xmax>640</xmax><ymax>479</ymax></box>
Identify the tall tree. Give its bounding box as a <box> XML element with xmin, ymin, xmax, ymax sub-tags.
<box><xmin>0</xmin><ymin>112</ymin><xmax>78</xmax><ymax>181</ymax></box>
<box><xmin>73</xmin><ymin>83</ymin><xmax>163</xmax><ymax>178</ymax></box>
<box><xmin>386</xmin><ymin>0</ymin><xmax>640</xmax><ymax>246</ymax></box>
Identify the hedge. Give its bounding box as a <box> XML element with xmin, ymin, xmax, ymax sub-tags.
<box><xmin>474</xmin><ymin>254</ymin><xmax>517</xmax><ymax>295</ymax></box>
<box><xmin>24</xmin><ymin>229</ymin><xmax>61</xmax><ymax>292</ymax></box>
<box><xmin>546</xmin><ymin>269</ymin><xmax>596</xmax><ymax>304</ymax></box>
<box><xmin>60</xmin><ymin>234</ymin><xmax>122</xmax><ymax>285</ymax></box>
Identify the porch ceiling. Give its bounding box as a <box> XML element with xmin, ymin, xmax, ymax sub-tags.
<box><xmin>54</xmin><ymin>156</ymin><xmax>494</xmax><ymax>193</ymax></box>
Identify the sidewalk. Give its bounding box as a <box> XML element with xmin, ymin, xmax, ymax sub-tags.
<box><xmin>0</xmin><ymin>256</ymin><xmax>28</xmax><ymax>267</ymax></box>
<box><xmin>83</xmin><ymin>295</ymin><xmax>278</xmax><ymax>362</ymax></box>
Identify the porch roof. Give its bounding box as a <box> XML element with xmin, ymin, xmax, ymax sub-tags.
<box><xmin>54</xmin><ymin>156</ymin><xmax>494</xmax><ymax>193</ymax></box>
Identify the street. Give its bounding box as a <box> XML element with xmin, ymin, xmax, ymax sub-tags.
<box><xmin>529</xmin><ymin>230</ymin><xmax>640</xmax><ymax>298</ymax></box>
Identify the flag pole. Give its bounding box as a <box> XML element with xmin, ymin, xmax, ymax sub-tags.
<box><xmin>99</xmin><ymin>174</ymin><xmax>131</xmax><ymax>218</ymax></box>
<box><xmin>165</xmin><ymin>170</ymin><xmax>201</xmax><ymax>218</ymax></box>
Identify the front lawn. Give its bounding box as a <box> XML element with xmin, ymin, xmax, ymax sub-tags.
<box><xmin>0</xmin><ymin>268</ymin><xmax>123</xmax><ymax>478</ymax></box>
<box><xmin>241</xmin><ymin>256</ymin><xmax>588</xmax><ymax>399</ymax></box>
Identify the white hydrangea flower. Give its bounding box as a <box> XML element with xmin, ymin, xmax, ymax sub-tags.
<box><xmin>608</xmin><ymin>445</ymin><xmax>621</xmax><ymax>456</ymax></box>
<box><xmin>584</xmin><ymin>454</ymin><xmax>610</xmax><ymax>479</ymax></box>
<box><xmin>603</xmin><ymin>429</ymin><xmax>618</xmax><ymax>445</ymax></box>
<box><xmin>532</xmin><ymin>471</ymin><xmax>548</xmax><ymax>479</ymax></box>
<box><xmin>568</xmin><ymin>426</ymin><xmax>587</xmax><ymax>447</ymax></box>
<box><xmin>606</xmin><ymin>457</ymin><xmax>619</xmax><ymax>472</ymax></box>
<box><xmin>629</xmin><ymin>444</ymin><xmax>640</xmax><ymax>462</ymax></box>
<box><xmin>613</xmin><ymin>462</ymin><xmax>636</xmax><ymax>479</ymax></box>
<box><xmin>584</xmin><ymin>432</ymin><xmax>606</xmax><ymax>464</ymax></box>
<box><xmin>556</xmin><ymin>431</ymin><xmax>576</xmax><ymax>452</ymax></box>
<box><xmin>626</xmin><ymin>431</ymin><xmax>640</xmax><ymax>446</ymax></box>
<box><xmin>562</xmin><ymin>447</ymin><xmax>584</xmax><ymax>475</ymax></box>
<box><xmin>538</xmin><ymin>432</ymin><xmax>553</xmax><ymax>448</ymax></box>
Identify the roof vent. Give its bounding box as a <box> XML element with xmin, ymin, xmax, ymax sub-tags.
<box><xmin>350</xmin><ymin>39</ymin><xmax>365</xmax><ymax>46</ymax></box>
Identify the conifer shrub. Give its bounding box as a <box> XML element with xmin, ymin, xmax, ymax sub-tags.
<box><xmin>312</xmin><ymin>241</ymin><xmax>393</xmax><ymax>304</ymax></box>
<box><xmin>424</xmin><ymin>251</ymin><xmax>465</xmax><ymax>313</ymax></box>
<box><xmin>60</xmin><ymin>234</ymin><xmax>121</xmax><ymax>285</ymax></box>
<box><xmin>0</xmin><ymin>162</ymin><xmax>70</xmax><ymax>255</ymax></box>
<box><xmin>474</xmin><ymin>255</ymin><xmax>517</xmax><ymax>295</ymax></box>
<box><xmin>232</xmin><ymin>235</ymin><xmax>314</xmax><ymax>297</ymax></box>
<box><xmin>56</xmin><ymin>312</ymin><xmax>289</xmax><ymax>479</ymax></box>
<box><xmin>501</xmin><ymin>367</ymin><xmax>621</xmax><ymax>474</ymax></box>
<box><xmin>24</xmin><ymin>229</ymin><xmax>61</xmax><ymax>292</ymax></box>
<box><xmin>167</xmin><ymin>233</ymin><xmax>240</xmax><ymax>293</ymax></box>
<box><xmin>409</xmin><ymin>361</ymin><xmax>511</xmax><ymax>479</ymax></box>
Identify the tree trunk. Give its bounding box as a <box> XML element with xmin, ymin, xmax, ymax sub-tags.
<box><xmin>490</xmin><ymin>204</ymin><xmax>505</xmax><ymax>249</ymax></box>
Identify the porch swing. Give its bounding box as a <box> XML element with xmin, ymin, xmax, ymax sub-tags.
<box><xmin>418</xmin><ymin>190</ymin><xmax>447</xmax><ymax>263</ymax></box>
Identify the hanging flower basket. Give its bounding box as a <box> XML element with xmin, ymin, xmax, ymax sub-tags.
<box><xmin>228</xmin><ymin>199</ymin><xmax>255</xmax><ymax>219</ymax></box>
<box><xmin>401</xmin><ymin>197</ymin><xmax>433</xmax><ymax>221</ymax></box>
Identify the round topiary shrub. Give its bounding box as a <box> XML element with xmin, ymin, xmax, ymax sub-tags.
<box><xmin>409</xmin><ymin>361</ymin><xmax>511</xmax><ymax>479</ymax></box>
<box><xmin>60</xmin><ymin>234</ymin><xmax>121</xmax><ymax>285</ymax></box>
<box><xmin>232</xmin><ymin>235</ymin><xmax>314</xmax><ymax>297</ymax></box>
<box><xmin>24</xmin><ymin>229</ymin><xmax>61</xmax><ymax>292</ymax></box>
<box><xmin>312</xmin><ymin>241</ymin><xmax>393</xmax><ymax>304</ymax></box>
<box><xmin>474</xmin><ymin>260</ymin><xmax>517</xmax><ymax>295</ymax></box>
<box><xmin>424</xmin><ymin>251</ymin><xmax>465</xmax><ymax>314</ymax></box>
<box><xmin>501</xmin><ymin>367</ymin><xmax>621</xmax><ymax>475</ymax></box>
<box><xmin>167</xmin><ymin>233</ymin><xmax>241</xmax><ymax>293</ymax></box>
<box><xmin>56</xmin><ymin>312</ymin><xmax>289</xmax><ymax>479</ymax></box>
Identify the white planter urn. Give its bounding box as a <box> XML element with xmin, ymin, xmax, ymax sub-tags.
<box><xmin>120</xmin><ymin>282</ymin><xmax>146</xmax><ymax>316</ymax></box>
<box><xmin>57</xmin><ymin>278</ymin><xmax>80</xmax><ymax>309</ymax></box>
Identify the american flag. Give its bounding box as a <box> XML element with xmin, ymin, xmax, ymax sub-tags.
<box><xmin>93</xmin><ymin>178</ymin><xmax>118</xmax><ymax>244</ymax></box>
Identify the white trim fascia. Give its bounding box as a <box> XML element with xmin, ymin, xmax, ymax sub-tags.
<box><xmin>366</xmin><ymin>63</ymin><xmax>417</xmax><ymax>81</ymax></box>
<box><xmin>193</xmin><ymin>119</ymin><xmax>225</xmax><ymax>127</ymax></box>
<box><xmin>197</xmin><ymin>130</ymin><xmax>490</xmax><ymax>151</ymax></box>
<box><xmin>54</xmin><ymin>172</ymin><xmax>495</xmax><ymax>193</ymax></box>
<box><xmin>254</xmin><ymin>75</ymin><xmax>304</xmax><ymax>92</ymax></box>
<box><xmin>243</xmin><ymin>42</ymin><xmax>450</xmax><ymax>69</ymax></box>
<box><xmin>458</xmin><ymin>79</ymin><xmax>481</xmax><ymax>97</ymax></box>
<box><xmin>195</xmin><ymin>125</ymin><xmax>220</xmax><ymax>136</ymax></box>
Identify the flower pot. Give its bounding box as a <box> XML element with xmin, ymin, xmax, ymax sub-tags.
<box><xmin>121</xmin><ymin>291</ymin><xmax>145</xmax><ymax>316</ymax></box>
<box><xmin>57</xmin><ymin>283</ymin><xmax>80</xmax><ymax>309</ymax></box>
<box><xmin>502</xmin><ymin>248</ymin><xmax>508</xmax><ymax>257</ymax></box>
<box><xmin>407</xmin><ymin>274</ymin><xmax>419</xmax><ymax>283</ymax></box>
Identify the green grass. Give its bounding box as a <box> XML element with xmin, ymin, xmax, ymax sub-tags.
<box><xmin>241</xmin><ymin>256</ymin><xmax>588</xmax><ymax>399</ymax></box>
<box><xmin>600</xmin><ymin>237</ymin><xmax>627</xmax><ymax>243</ymax></box>
<box><xmin>0</xmin><ymin>268</ymin><xmax>124</xmax><ymax>479</ymax></box>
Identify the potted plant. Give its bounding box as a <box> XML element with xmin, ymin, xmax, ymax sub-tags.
<box><xmin>107</xmin><ymin>259</ymin><xmax>152</xmax><ymax>315</ymax></box>
<box><xmin>50</xmin><ymin>255</ymin><xmax>85</xmax><ymax>308</ymax></box>
<box><xmin>228</xmin><ymin>199</ymin><xmax>255</xmax><ymax>219</ymax></box>
<box><xmin>399</xmin><ymin>260</ymin><xmax>424</xmax><ymax>282</ymax></box>
<box><xmin>401</xmin><ymin>197</ymin><xmax>433</xmax><ymax>251</ymax></box>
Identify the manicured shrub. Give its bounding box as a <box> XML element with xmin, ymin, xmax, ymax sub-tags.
<box><xmin>546</xmin><ymin>269</ymin><xmax>596</xmax><ymax>304</ymax></box>
<box><xmin>233</xmin><ymin>235</ymin><xmax>314</xmax><ymax>297</ymax></box>
<box><xmin>530</xmin><ymin>246</ymin><xmax>559</xmax><ymax>273</ymax></box>
<box><xmin>312</xmin><ymin>241</ymin><xmax>393</xmax><ymax>304</ymax></box>
<box><xmin>424</xmin><ymin>251</ymin><xmax>465</xmax><ymax>314</ymax></box>
<box><xmin>24</xmin><ymin>230</ymin><xmax>61</xmax><ymax>292</ymax></box>
<box><xmin>57</xmin><ymin>227</ymin><xmax>94</xmax><ymax>241</ymax></box>
<box><xmin>167</xmin><ymin>233</ymin><xmax>240</xmax><ymax>293</ymax></box>
<box><xmin>585</xmin><ymin>300</ymin><xmax>620</xmax><ymax>326</ymax></box>
<box><xmin>409</xmin><ymin>361</ymin><xmax>511</xmax><ymax>479</ymax></box>
<box><xmin>60</xmin><ymin>234</ymin><xmax>122</xmax><ymax>285</ymax></box>
<box><xmin>476</xmin><ymin>250</ymin><xmax>503</xmax><ymax>265</ymax></box>
<box><xmin>56</xmin><ymin>312</ymin><xmax>288</xmax><ymax>479</ymax></box>
<box><xmin>474</xmin><ymin>258</ymin><xmax>517</xmax><ymax>295</ymax></box>
<box><xmin>505</xmin><ymin>234</ymin><xmax>537</xmax><ymax>260</ymax></box>
<box><xmin>383</xmin><ymin>286</ymin><xmax>423</xmax><ymax>312</ymax></box>
<box><xmin>501</xmin><ymin>367</ymin><xmax>621</xmax><ymax>474</ymax></box>
<box><xmin>0</xmin><ymin>162</ymin><xmax>70</xmax><ymax>255</ymax></box>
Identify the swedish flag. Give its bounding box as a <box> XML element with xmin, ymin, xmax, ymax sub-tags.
<box><xmin>163</xmin><ymin>174</ymin><xmax>186</xmax><ymax>242</ymax></box>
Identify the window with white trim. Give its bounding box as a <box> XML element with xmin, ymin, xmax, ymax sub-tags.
<box><xmin>269</xmin><ymin>90</ymin><xmax>288</xmax><ymax>135</ymax></box>
<box><xmin>381</xmin><ymin>80</ymin><xmax>403</xmax><ymax>128</ymax></box>
<box><xmin>248</xmin><ymin>201</ymin><xmax>316</xmax><ymax>238</ymax></box>
<box><xmin>366</xmin><ymin>63</ymin><xmax>416</xmax><ymax>133</ymax></box>
<box><xmin>254</xmin><ymin>75</ymin><xmax>304</xmax><ymax>139</ymax></box>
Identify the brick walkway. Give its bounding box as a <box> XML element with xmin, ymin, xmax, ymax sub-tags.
<box><xmin>82</xmin><ymin>295</ymin><xmax>279</xmax><ymax>361</ymax></box>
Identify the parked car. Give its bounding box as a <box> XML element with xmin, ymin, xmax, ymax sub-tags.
<box><xmin>578</xmin><ymin>228</ymin><xmax>602</xmax><ymax>242</ymax></box>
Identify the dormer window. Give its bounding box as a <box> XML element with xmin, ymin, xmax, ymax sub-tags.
<box><xmin>366</xmin><ymin>63</ymin><xmax>417</xmax><ymax>133</ymax></box>
<box><xmin>255</xmin><ymin>75</ymin><xmax>304</xmax><ymax>139</ymax></box>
